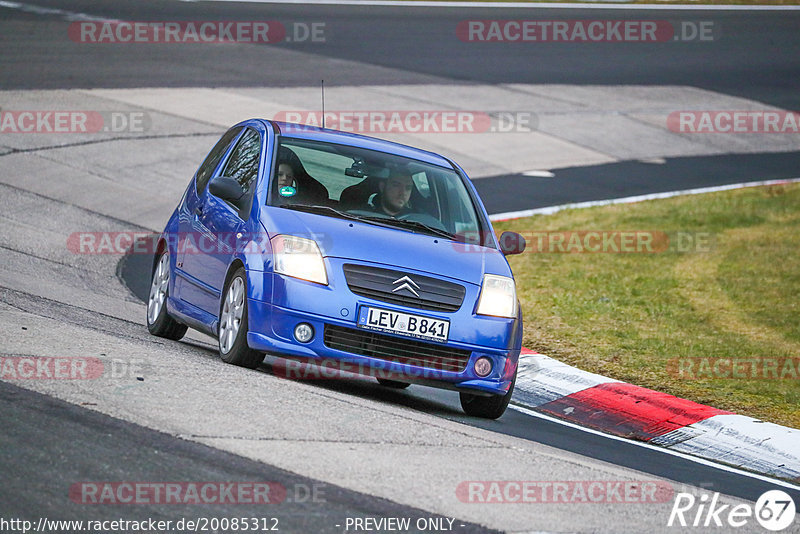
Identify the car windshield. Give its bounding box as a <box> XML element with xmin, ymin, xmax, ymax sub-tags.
<box><xmin>268</xmin><ymin>137</ymin><xmax>486</xmax><ymax>245</ymax></box>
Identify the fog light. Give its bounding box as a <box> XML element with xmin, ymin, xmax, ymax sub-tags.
<box><xmin>474</xmin><ymin>356</ymin><xmax>493</xmax><ymax>377</ymax></box>
<box><xmin>294</xmin><ymin>323</ymin><xmax>314</xmax><ymax>343</ymax></box>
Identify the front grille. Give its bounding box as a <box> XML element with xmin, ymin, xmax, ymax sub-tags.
<box><xmin>324</xmin><ymin>325</ymin><xmax>471</xmax><ymax>373</ymax></box>
<box><xmin>343</xmin><ymin>264</ymin><xmax>465</xmax><ymax>313</ymax></box>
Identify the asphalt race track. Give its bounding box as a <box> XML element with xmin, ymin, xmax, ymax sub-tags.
<box><xmin>475</xmin><ymin>151</ymin><xmax>800</xmax><ymax>215</ymax></box>
<box><xmin>1</xmin><ymin>1</ymin><xmax>799</xmax><ymax>533</ymax></box>
<box><xmin>3</xmin><ymin>0</ymin><xmax>800</xmax><ymax>110</ymax></box>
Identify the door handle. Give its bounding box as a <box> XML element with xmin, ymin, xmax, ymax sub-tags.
<box><xmin>194</xmin><ymin>206</ymin><xmax>203</xmax><ymax>216</ymax></box>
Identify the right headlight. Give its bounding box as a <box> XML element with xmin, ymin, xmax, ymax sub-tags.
<box><xmin>476</xmin><ymin>274</ymin><xmax>517</xmax><ymax>318</ymax></box>
<box><xmin>270</xmin><ymin>235</ymin><xmax>328</xmax><ymax>286</ymax></box>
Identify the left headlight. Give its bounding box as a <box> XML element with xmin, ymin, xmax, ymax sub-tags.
<box><xmin>476</xmin><ymin>274</ymin><xmax>517</xmax><ymax>318</ymax></box>
<box><xmin>271</xmin><ymin>235</ymin><xmax>328</xmax><ymax>285</ymax></box>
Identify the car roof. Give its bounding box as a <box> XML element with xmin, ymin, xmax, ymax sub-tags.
<box><xmin>262</xmin><ymin>120</ymin><xmax>455</xmax><ymax>170</ymax></box>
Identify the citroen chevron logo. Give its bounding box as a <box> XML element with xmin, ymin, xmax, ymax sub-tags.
<box><xmin>392</xmin><ymin>275</ymin><xmax>420</xmax><ymax>298</ymax></box>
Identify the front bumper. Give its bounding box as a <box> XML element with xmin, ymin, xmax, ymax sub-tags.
<box><xmin>245</xmin><ymin>263</ymin><xmax>521</xmax><ymax>396</ymax></box>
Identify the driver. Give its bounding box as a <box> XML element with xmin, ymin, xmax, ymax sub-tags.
<box><xmin>372</xmin><ymin>171</ymin><xmax>414</xmax><ymax>217</ymax></box>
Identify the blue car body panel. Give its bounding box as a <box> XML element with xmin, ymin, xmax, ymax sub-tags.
<box><xmin>157</xmin><ymin>119</ymin><xmax>522</xmax><ymax>396</ymax></box>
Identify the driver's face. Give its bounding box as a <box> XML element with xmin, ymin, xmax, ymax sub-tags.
<box><xmin>381</xmin><ymin>174</ymin><xmax>413</xmax><ymax>215</ymax></box>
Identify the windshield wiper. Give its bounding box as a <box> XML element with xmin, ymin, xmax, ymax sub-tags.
<box><xmin>359</xmin><ymin>216</ymin><xmax>456</xmax><ymax>240</ymax></box>
<box><xmin>279</xmin><ymin>204</ymin><xmax>363</xmax><ymax>222</ymax></box>
<box><xmin>280</xmin><ymin>204</ymin><xmax>412</xmax><ymax>232</ymax></box>
<box><xmin>281</xmin><ymin>205</ymin><xmax>458</xmax><ymax>240</ymax></box>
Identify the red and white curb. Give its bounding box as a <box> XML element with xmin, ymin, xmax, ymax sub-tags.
<box><xmin>513</xmin><ymin>348</ymin><xmax>800</xmax><ymax>483</ymax></box>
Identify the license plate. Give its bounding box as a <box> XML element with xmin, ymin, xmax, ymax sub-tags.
<box><xmin>357</xmin><ymin>306</ymin><xmax>449</xmax><ymax>343</ymax></box>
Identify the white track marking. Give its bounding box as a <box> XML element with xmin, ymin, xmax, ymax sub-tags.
<box><xmin>668</xmin><ymin>414</ymin><xmax>800</xmax><ymax>480</ymax></box>
<box><xmin>522</xmin><ymin>170</ymin><xmax>556</xmax><ymax>178</ymax></box>
<box><xmin>490</xmin><ymin>177</ymin><xmax>800</xmax><ymax>221</ymax></box>
<box><xmin>0</xmin><ymin>1</ymin><xmax>119</xmax><ymax>22</ymax></box>
<box><xmin>510</xmin><ymin>404</ymin><xmax>800</xmax><ymax>493</ymax></box>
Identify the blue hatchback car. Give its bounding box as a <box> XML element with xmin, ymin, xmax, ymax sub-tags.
<box><xmin>147</xmin><ymin>120</ymin><xmax>526</xmax><ymax>418</ymax></box>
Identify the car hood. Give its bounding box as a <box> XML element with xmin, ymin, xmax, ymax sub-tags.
<box><xmin>260</xmin><ymin>207</ymin><xmax>512</xmax><ymax>286</ymax></box>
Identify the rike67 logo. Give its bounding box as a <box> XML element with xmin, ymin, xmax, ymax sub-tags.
<box><xmin>668</xmin><ymin>490</ymin><xmax>796</xmax><ymax>531</ymax></box>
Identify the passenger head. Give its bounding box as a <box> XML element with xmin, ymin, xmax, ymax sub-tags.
<box><xmin>277</xmin><ymin>162</ymin><xmax>296</xmax><ymax>188</ymax></box>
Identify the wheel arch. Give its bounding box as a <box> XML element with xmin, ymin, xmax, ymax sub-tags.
<box><xmin>152</xmin><ymin>238</ymin><xmax>168</xmax><ymax>275</ymax></box>
<box><xmin>220</xmin><ymin>258</ymin><xmax>247</xmax><ymax>312</ymax></box>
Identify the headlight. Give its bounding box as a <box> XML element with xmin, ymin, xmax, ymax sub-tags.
<box><xmin>476</xmin><ymin>274</ymin><xmax>517</xmax><ymax>318</ymax></box>
<box><xmin>271</xmin><ymin>235</ymin><xmax>328</xmax><ymax>285</ymax></box>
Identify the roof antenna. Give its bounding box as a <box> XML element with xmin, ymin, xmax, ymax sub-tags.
<box><xmin>321</xmin><ymin>80</ymin><xmax>325</xmax><ymax>129</ymax></box>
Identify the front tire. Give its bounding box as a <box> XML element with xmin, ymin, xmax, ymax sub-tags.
<box><xmin>147</xmin><ymin>251</ymin><xmax>188</xmax><ymax>340</ymax></box>
<box><xmin>218</xmin><ymin>268</ymin><xmax>264</xmax><ymax>369</ymax></box>
<box><xmin>459</xmin><ymin>373</ymin><xmax>516</xmax><ymax>419</ymax></box>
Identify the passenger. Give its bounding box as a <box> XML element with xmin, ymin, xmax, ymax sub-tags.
<box><xmin>273</xmin><ymin>149</ymin><xmax>328</xmax><ymax>205</ymax></box>
<box><xmin>276</xmin><ymin>161</ymin><xmax>296</xmax><ymax>189</ymax></box>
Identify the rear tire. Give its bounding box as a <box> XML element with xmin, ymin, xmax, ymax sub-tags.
<box><xmin>218</xmin><ymin>268</ymin><xmax>264</xmax><ymax>369</ymax></box>
<box><xmin>376</xmin><ymin>378</ymin><xmax>410</xmax><ymax>389</ymax></box>
<box><xmin>460</xmin><ymin>373</ymin><xmax>515</xmax><ymax>419</ymax></box>
<box><xmin>147</xmin><ymin>251</ymin><xmax>188</xmax><ymax>341</ymax></box>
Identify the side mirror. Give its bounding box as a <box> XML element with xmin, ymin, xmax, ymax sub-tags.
<box><xmin>498</xmin><ymin>231</ymin><xmax>526</xmax><ymax>255</ymax></box>
<box><xmin>208</xmin><ymin>175</ymin><xmax>245</xmax><ymax>208</ymax></box>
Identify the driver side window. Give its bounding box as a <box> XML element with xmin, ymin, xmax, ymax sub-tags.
<box><xmin>195</xmin><ymin>126</ymin><xmax>243</xmax><ymax>195</ymax></box>
<box><xmin>221</xmin><ymin>128</ymin><xmax>261</xmax><ymax>193</ymax></box>
<box><xmin>215</xmin><ymin>127</ymin><xmax>262</xmax><ymax>220</ymax></box>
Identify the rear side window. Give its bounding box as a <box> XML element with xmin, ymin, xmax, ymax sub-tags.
<box><xmin>195</xmin><ymin>126</ymin><xmax>243</xmax><ymax>195</ymax></box>
<box><xmin>221</xmin><ymin>128</ymin><xmax>261</xmax><ymax>194</ymax></box>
